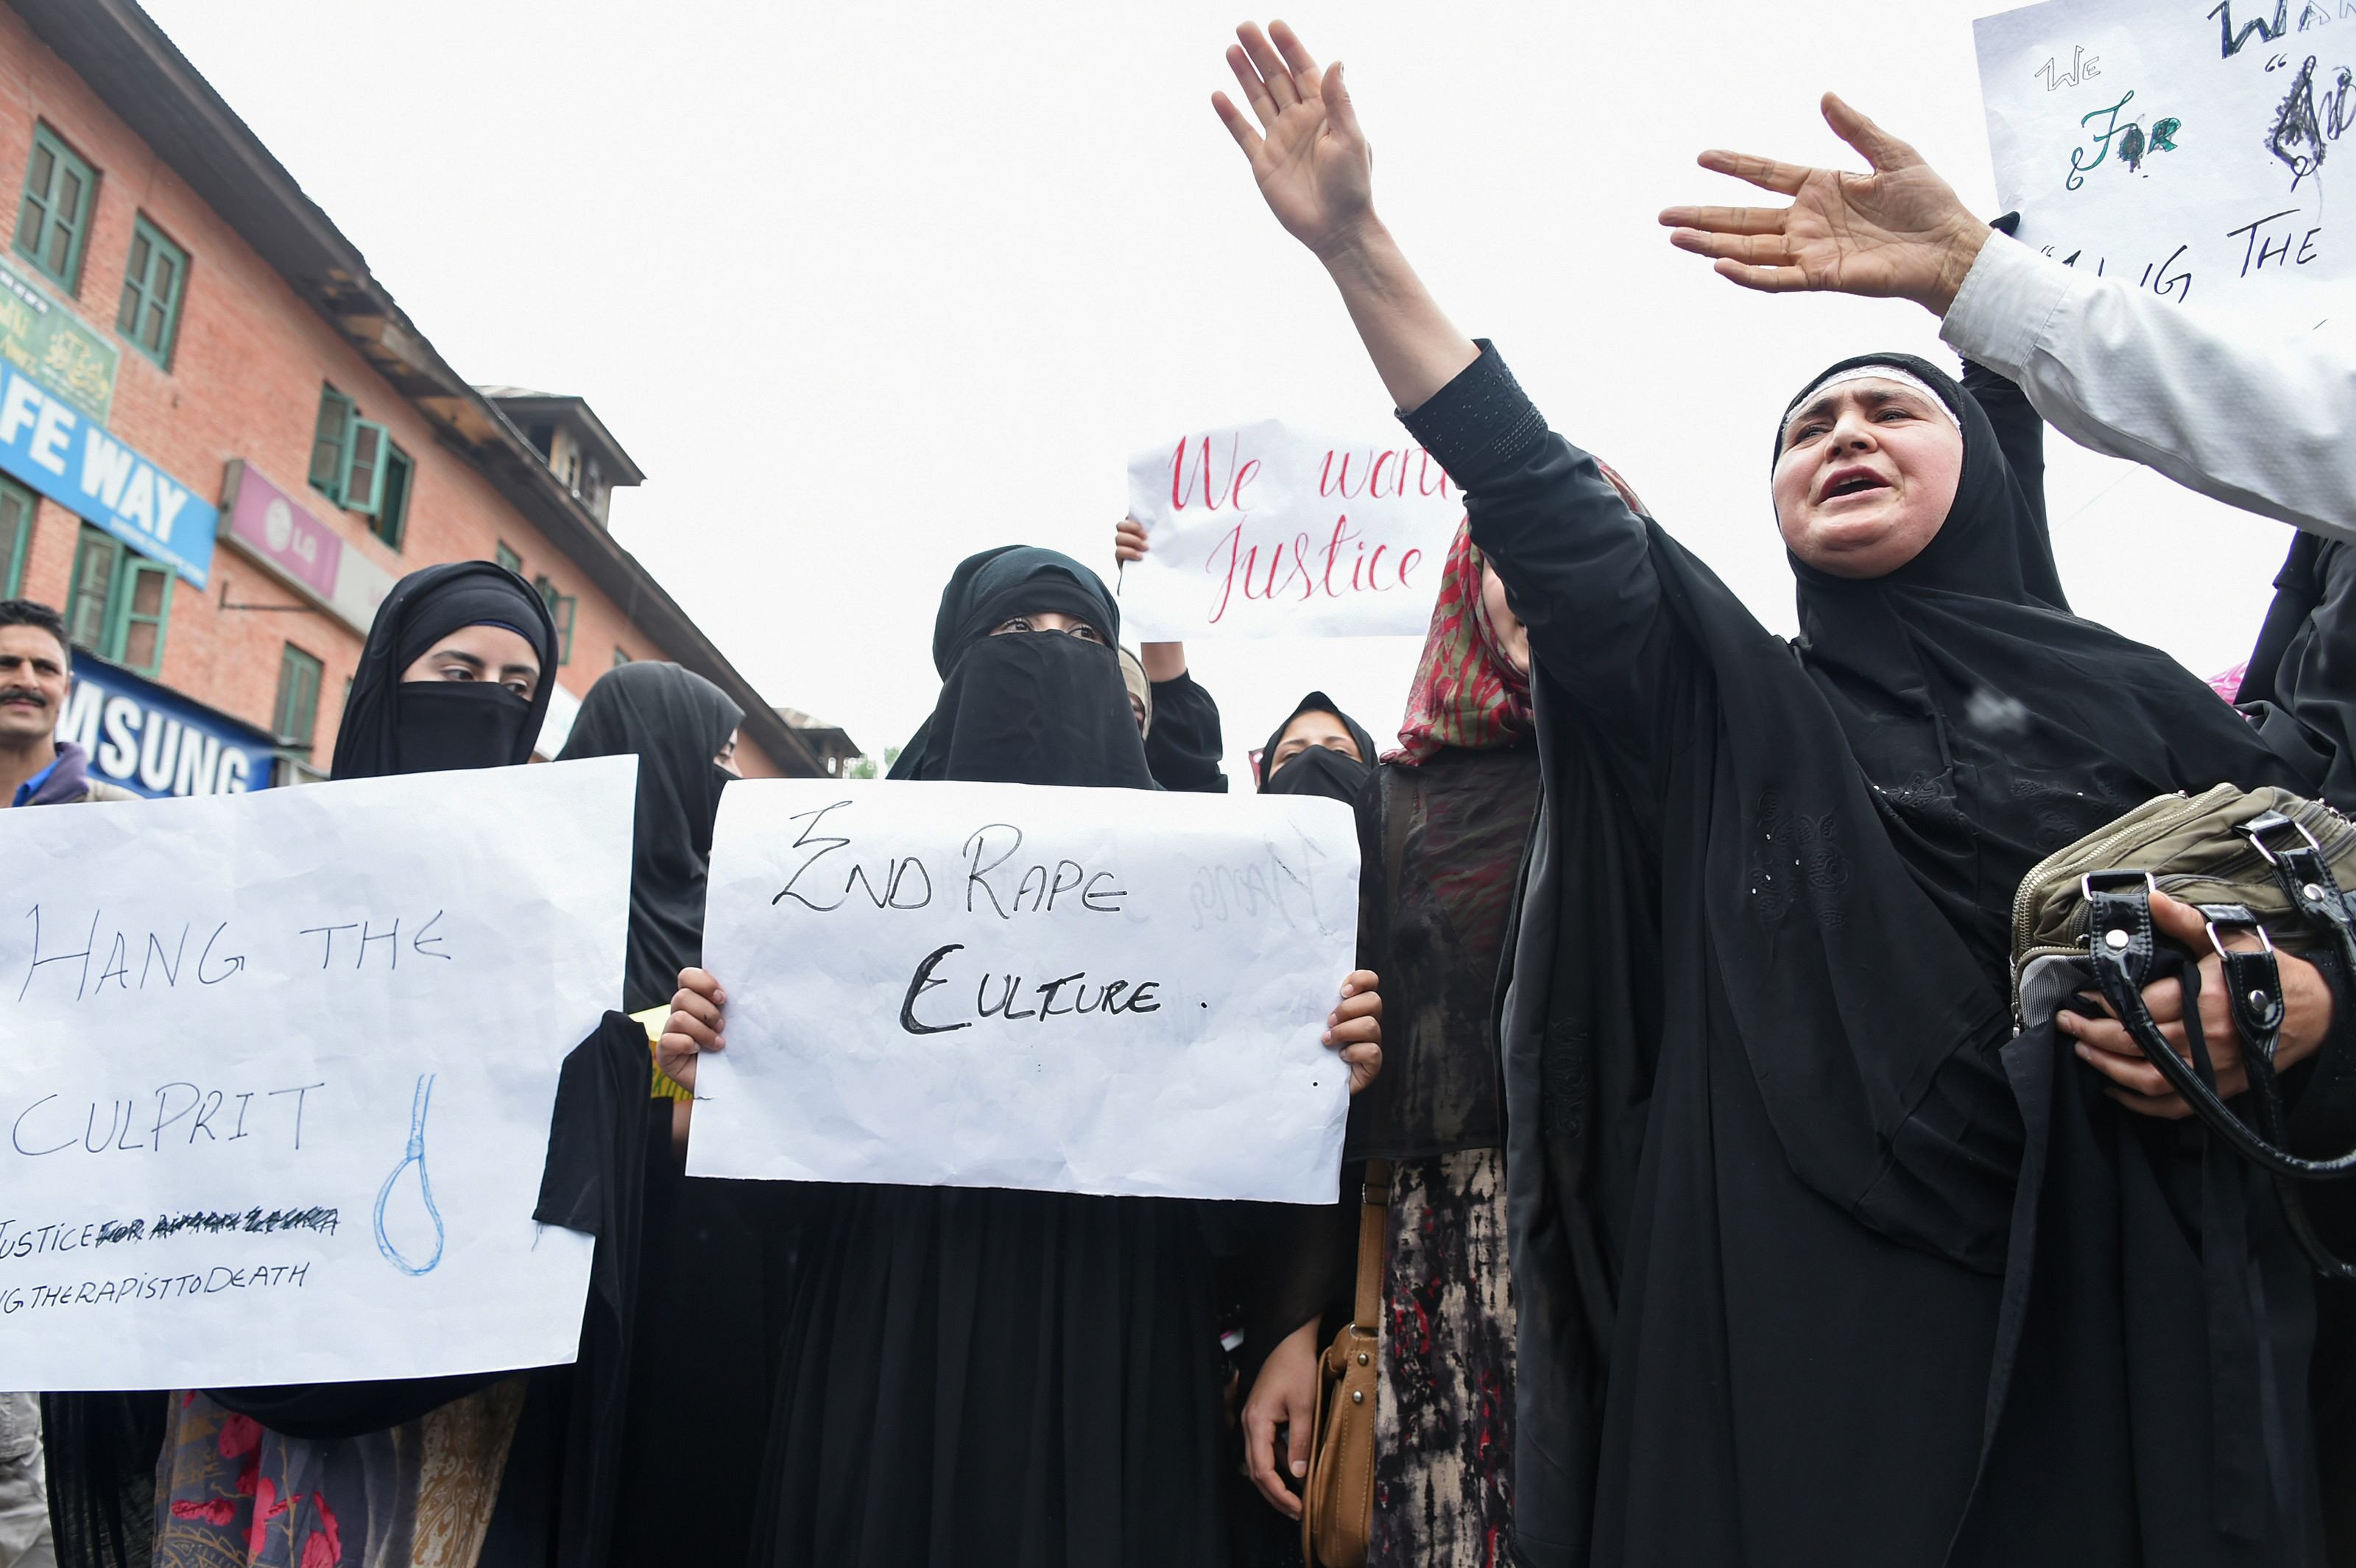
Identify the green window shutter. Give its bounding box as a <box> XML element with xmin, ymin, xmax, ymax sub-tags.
<box><xmin>495</xmin><ymin>543</ymin><xmax>521</xmax><ymax>574</ymax></box>
<box><xmin>613</xmin><ymin>646</ymin><xmax>630</xmax><ymax>668</ymax></box>
<box><xmin>15</xmin><ymin>124</ymin><xmax>96</xmax><ymax>292</ymax></box>
<box><xmin>308</xmin><ymin>387</ymin><xmax>353</xmax><ymax>499</ymax></box>
<box><xmin>110</xmin><ymin>555</ymin><xmax>172</xmax><ymax>676</ymax></box>
<box><xmin>272</xmin><ymin>643</ymin><xmax>323</xmax><ymax>749</ymax></box>
<box><xmin>373</xmin><ymin>442</ymin><xmax>412</xmax><ymax>548</ymax></box>
<box><xmin>341</xmin><ymin>419</ymin><xmax>389</xmax><ymax>517</ymax></box>
<box><xmin>554</xmin><ymin>595</ymin><xmax>576</xmax><ymax>665</ymax></box>
<box><xmin>113</xmin><ymin>215</ymin><xmax>187</xmax><ymax>368</ymax></box>
<box><xmin>65</xmin><ymin>526</ymin><xmax>116</xmax><ymax>649</ymax></box>
<box><xmin>0</xmin><ymin>478</ymin><xmax>31</xmax><ymax>597</ymax></box>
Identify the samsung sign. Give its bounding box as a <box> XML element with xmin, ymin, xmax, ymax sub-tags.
<box><xmin>53</xmin><ymin>654</ymin><xmax>276</xmax><ymax>798</ymax></box>
<box><xmin>0</xmin><ymin>361</ymin><xmax>216</xmax><ymax>587</ymax></box>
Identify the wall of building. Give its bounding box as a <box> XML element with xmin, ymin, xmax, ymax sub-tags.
<box><xmin>0</xmin><ymin>9</ymin><xmax>782</xmax><ymax>777</ymax></box>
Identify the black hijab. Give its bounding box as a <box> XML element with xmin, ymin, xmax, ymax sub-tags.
<box><xmin>892</xmin><ymin>545</ymin><xmax>1153</xmax><ymax>788</ymax></box>
<box><xmin>2236</xmin><ymin>531</ymin><xmax>2356</xmax><ymax>808</ymax></box>
<box><xmin>555</xmin><ymin>661</ymin><xmax>744</xmax><ymax>1013</ymax></box>
<box><xmin>331</xmin><ymin>561</ymin><xmax>557</xmax><ymax>780</ymax></box>
<box><xmin>1777</xmin><ymin>353</ymin><xmax>2297</xmax><ymax>991</ymax></box>
<box><xmin>1256</xmin><ymin>690</ymin><xmax>1375</xmax><ymax>804</ymax></box>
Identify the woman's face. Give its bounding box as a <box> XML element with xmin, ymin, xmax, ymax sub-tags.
<box><xmin>1480</xmin><ymin>565</ymin><xmax>1531</xmax><ymax>675</ymax></box>
<box><xmin>991</xmin><ymin>610</ymin><xmax>1105</xmax><ymax>645</ymax></box>
<box><xmin>401</xmin><ymin>624</ymin><xmax>542</xmax><ymax>699</ymax></box>
<box><xmin>1772</xmin><ymin>378</ymin><xmax>1964</xmax><ymax>579</ymax></box>
<box><xmin>715</xmin><ymin>726</ymin><xmax>743</xmax><ymax>777</ymax></box>
<box><xmin>1271</xmin><ymin>710</ymin><xmax>1361</xmax><ymax>773</ymax></box>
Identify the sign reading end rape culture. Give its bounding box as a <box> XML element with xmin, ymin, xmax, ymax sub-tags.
<box><xmin>0</xmin><ymin>757</ymin><xmax>633</xmax><ymax>1390</ymax></box>
<box><xmin>689</xmin><ymin>780</ymin><xmax>1361</xmax><ymax>1203</ymax></box>
<box><xmin>1975</xmin><ymin>0</ymin><xmax>2356</xmax><ymax>317</ymax></box>
<box><xmin>0</xmin><ymin>360</ymin><xmax>216</xmax><ymax>587</ymax></box>
<box><xmin>1118</xmin><ymin>420</ymin><xmax>1461</xmax><ymax>640</ymax></box>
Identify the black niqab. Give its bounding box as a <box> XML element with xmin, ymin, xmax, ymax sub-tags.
<box><xmin>892</xmin><ymin>544</ymin><xmax>1152</xmax><ymax>788</ymax></box>
<box><xmin>1255</xmin><ymin>691</ymin><xmax>1375</xmax><ymax>803</ymax></box>
<box><xmin>330</xmin><ymin>561</ymin><xmax>557</xmax><ymax>779</ymax></box>
<box><xmin>556</xmin><ymin>661</ymin><xmax>744</xmax><ymax>1013</ymax></box>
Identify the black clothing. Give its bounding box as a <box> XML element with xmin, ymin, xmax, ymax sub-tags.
<box><xmin>2239</xmin><ymin>533</ymin><xmax>2356</xmax><ymax>808</ymax></box>
<box><xmin>1256</xmin><ymin>691</ymin><xmax>1376</xmax><ymax>802</ymax></box>
<box><xmin>757</xmin><ymin>543</ymin><xmax>1224</xmax><ymax>1567</ymax></box>
<box><xmin>1404</xmin><ymin>342</ymin><xmax>2323</xmax><ymax>1566</ymax></box>
<box><xmin>328</xmin><ymin>560</ymin><xmax>557</xmax><ymax>779</ymax></box>
<box><xmin>555</xmin><ymin>661</ymin><xmax>744</xmax><ymax>1014</ymax></box>
<box><xmin>1145</xmin><ymin>671</ymin><xmax>1230</xmax><ymax>793</ymax></box>
<box><xmin>925</xmin><ymin>544</ymin><xmax>1121</xmax><ymax>674</ymax></box>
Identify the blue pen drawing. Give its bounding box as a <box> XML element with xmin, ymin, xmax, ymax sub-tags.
<box><xmin>373</xmin><ymin>1073</ymin><xmax>445</xmax><ymax>1276</ymax></box>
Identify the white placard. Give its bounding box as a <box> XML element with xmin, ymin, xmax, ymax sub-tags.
<box><xmin>1976</xmin><ymin>0</ymin><xmax>2354</xmax><ymax>316</ymax></box>
<box><xmin>0</xmin><ymin>757</ymin><xmax>633</xmax><ymax>1391</ymax></box>
<box><xmin>1121</xmin><ymin>420</ymin><xmax>1461</xmax><ymax>640</ymax></box>
<box><xmin>688</xmin><ymin>779</ymin><xmax>1359</xmax><ymax>1203</ymax></box>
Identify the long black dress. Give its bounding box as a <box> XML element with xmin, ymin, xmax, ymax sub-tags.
<box><xmin>755</xmin><ymin>547</ymin><xmax>1227</xmax><ymax>1568</ymax></box>
<box><xmin>1404</xmin><ymin>344</ymin><xmax>2333</xmax><ymax>1566</ymax></box>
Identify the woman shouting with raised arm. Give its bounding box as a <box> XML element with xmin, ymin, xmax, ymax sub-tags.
<box><xmin>1215</xmin><ymin>21</ymin><xmax>2346</xmax><ymax>1568</ymax></box>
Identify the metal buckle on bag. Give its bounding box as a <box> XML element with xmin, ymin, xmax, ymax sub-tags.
<box><xmin>2202</xmin><ymin>910</ymin><xmax>2275</xmax><ymax>960</ymax></box>
<box><xmin>2081</xmin><ymin>869</ymin><xmax>2157</xmax><ymax>902</ymax></box>
<box><xmin>2240</xmin><ymin>811</ymin><xmax>2323</xmax><ymax>866</ymax></box>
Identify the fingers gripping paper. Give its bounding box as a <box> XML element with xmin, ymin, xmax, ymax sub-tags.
<box><xmin>0</xmin><ymin>757</ymin><xmax>633</xmax><ymax>1391</ymax></box>
<box><xmin>1975</xmin><ymin>0</ymin><xmax>2355</xmax><ymax>315</ymax></box>
<box><xmin>688</xmin><ymin>780</ymin><xmax>1360</xmax><ymax>1203</ymax></box>
<box><xmin>1121</xmin><ymin>420</ymin><xmax>1463</xmax><ymax>640</ymax></box>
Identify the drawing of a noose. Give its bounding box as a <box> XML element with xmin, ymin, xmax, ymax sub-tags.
<box><xmin>373</xmin><ymin>1073</ymin><xmax>445</xmax><ymax>1275</ymax></box>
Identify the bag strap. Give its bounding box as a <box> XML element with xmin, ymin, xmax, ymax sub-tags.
<box><xmin>1352</xmin><ymin>1160</ymin><xmax>1393</xmax><ymax>1332</ymax></box>
<box><xmin>2084</xmin><ymin>879</ymin><xmax>2356</xmax><ymax>1179</ymax></box>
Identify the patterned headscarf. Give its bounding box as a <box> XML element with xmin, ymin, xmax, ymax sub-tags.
<box><xmin>1389</xmin><ymin>460</ymin><xmax>1649</xmax><ymax>766</ymax></box>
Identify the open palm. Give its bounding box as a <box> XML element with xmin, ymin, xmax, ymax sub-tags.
<box><xmin>1660</xmin><ymin>94</ymin><xmax>1988</xmax><ymax>313</ymax></box>
<box><xmin>1213</xmin><ymin>21</ymin><xmax>1373</xmax><ymax>258</ymax></box>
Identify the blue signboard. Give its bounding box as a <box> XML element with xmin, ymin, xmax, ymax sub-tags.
<box><xmin>52</xmin><ymin>652</ymin><xmax>275</xmax><ymax>799</ymax></box>
<box><xmin>0</xmin><ymin>359</ymin><xmax>216</xmax><ymax>587</ymax></box>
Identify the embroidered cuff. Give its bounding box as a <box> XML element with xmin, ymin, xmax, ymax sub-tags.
<box><xmin>1399</xmin><ymin>340</ymin><xmax>1551</xmax><ymax>490</ymax></box>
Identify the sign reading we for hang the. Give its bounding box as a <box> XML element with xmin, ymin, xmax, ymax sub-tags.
<box><xmin>1118</xmin><ymin>420</ymin><xmax>1462</xmax><ymax>640</ymax></box>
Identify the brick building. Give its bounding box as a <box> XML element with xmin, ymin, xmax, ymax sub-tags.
<box><xmin>0</xmin><ymin>0</ymin><xmax>844</xmax><ymax>793</ymax></box>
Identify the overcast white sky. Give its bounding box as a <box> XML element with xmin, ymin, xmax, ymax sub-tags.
<box><xmin>138</xmin><ymin>0</ymin><xmax>2295</xmax><ymax>777</ymax></box>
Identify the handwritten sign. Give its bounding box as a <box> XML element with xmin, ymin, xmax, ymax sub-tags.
<box><xmin>0</xmin><ymin>757</ymin><xmax>632</xmax><ymax>1391</ymax></box>
<box><xmin>1976</xmin><ymin>0</ymin><xmax>2356</xmax><ymax>314</ymax></box>
<box><xmin>1119</xmin><ymin>420</ymin><xmax>1461</xmax><ymax>640</ymax></box>
<box><xmin>688</xmin><ymin>780</ymin><xmax>1360</xmax><ymax>1202</ymax></box>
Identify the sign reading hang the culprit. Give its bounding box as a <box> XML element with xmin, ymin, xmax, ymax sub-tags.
<box><xmin>1118</xmin><ymin>420</ymin><xmax>1461</xmax><ymax>640</ymax></box>
<box><xmin>688</xmin><ymin>780</ymin><xmax>1360</xmax><ymax>1203</ymax></box>
<box><xmin>1975</xmin><ymin>0</ymin><xmax>2356</xmax><ymax>315</ymax></box>
<box><xmin>0</xmin><ymin>758</ymin><xmax>632</xmax><ymax>1391</ymax></box>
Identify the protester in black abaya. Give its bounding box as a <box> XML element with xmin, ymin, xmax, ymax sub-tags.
<box><xmin>1255</xmin><ymin>690</ymin><xmax>1374</xmax><ymax>804</ymax></box>
<box><xmin>1113</xmin><ymin>517</ymin><xmax>1230</xmax><ymax>792</ymax></box>
<box><xmin>73</xmin><ymin>563</ymin><xmax>647</xmax><ymax>1568</ymax></box>
<box><xmin>1214</xmin><ymin>22</ymin><xmax>2348</xmax><ymax>1565</ymax></box>
<box><xmin>661</xmin><ymin>543</ymin><xmax>1383</xmax><ymax>1568</ymax></box>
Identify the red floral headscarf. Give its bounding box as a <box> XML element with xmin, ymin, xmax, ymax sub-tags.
<box><xmin>1389</xmin><ymin>460</ymin><xmax>1648</xmax><ymax>766</ymax></box>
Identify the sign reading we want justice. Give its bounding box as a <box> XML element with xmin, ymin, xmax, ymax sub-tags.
<box><xmin>1118</xmin><ymin>420</ymin><xmax>1464</xmax><ymax>640</ymax></box>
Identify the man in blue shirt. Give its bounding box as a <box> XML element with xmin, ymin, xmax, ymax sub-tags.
<box><xmin>0</xmin><ymin>598</ymin><xmax>129</xmax><ymax>810</ymax></box>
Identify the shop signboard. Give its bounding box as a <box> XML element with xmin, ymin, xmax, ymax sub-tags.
<box><xmin>0</xmin><ymin>361</ymin><xmax>215</xmax><ymax>587</ymax></box>
<box><xmin>0</xmin><ymin>253</ymin><xmax>116</xmax><ymax>421</ymax></box>
<box><xmin>52</xmin><ymin>651</ymin><xmax>276</xmax><ymax>799</ymax></box>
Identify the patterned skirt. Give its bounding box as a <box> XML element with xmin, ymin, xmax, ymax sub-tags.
<box><xmin>1371</xmin><ymin>1148</ymin><xmax>1514</xmax><ymax>1568</ymax></box>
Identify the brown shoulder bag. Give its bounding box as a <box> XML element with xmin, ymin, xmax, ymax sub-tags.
<box><xmin>1300</xmin><ymin>1158</ymin><xmax>1391</xmax><ymax>1568</ymax></box>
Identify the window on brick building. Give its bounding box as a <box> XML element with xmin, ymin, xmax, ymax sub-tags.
<box><xmin>373</xmin><ymin>442</ymin><xmax>412</xmax><ymax>550</ymax></box>
<box><xmin>115</xmin><ymin>216</ymin><xmax>187</xmax><ymax>368</ymax></box>
<box><xmin>495</xmin><ymin>543</ymin><xmax>521</xmax><ymax>574</ymax></box>
<box><xmin>532</xmin><ymin>573</ymin><xmax>576</xmax><ymax>666</ymax></box>
<box><xmin>15</xmin><ymin>124</ymin><xmax>96</xmax><ymax>293</ymax></box>
<box><xmin>66</xmin><ymin>524</ymin><xmax>172</xmax><ymax>677</ymax></box>
<box><xmin>306</xmin><ymin>385</ymin><xmax>398</xmax><ymax>522</ymax></box>
<box><xmin>272</xmin><ymin>643</ymin><xmax>323</xmax><ymax>750</ymax></box>
<box><xmin>613</xmin><ymin>646</ymin><xmax>630</xmax><ymax>668</ymax></box>
<box><xmin>0</xmin><ymin>477</ymin><xmax>30</xmax><ymax>597</ymax></box>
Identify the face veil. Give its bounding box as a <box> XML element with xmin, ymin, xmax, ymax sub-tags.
<box><xmin>330</xmin><ymin>561</ymin><xmax>557</xmax><ymax>781</ymax></box>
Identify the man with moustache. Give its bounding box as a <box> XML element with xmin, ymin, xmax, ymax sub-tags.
<box><xmin>0</xmin><ymin>600</ymin><xmax>131</xmax><ymax>811</ymax></box>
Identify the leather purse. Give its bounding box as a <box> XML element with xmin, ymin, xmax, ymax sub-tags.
<box><xmin>1301</xmin><ymin>1159</ymin><xmax>1391</xmax><ymax>1568</ymax></box>
<box><xmin>2011</xmin><ymin>784</ymin><xmax>2356</xmax><ymax>1276</ymax></box>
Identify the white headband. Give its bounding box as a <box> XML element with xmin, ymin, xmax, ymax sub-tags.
<box><xmin>1782</xmin><ymin>364</ymin><xmax>1961</xmax><ymax>437</ymax></box>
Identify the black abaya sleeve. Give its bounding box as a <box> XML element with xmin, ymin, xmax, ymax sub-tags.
<box><xmin>1962</xmin><ymin>359</ymin><xmax>2048</xmax><ymax>538</ymax></box>
<box><xmin>1143</xmin><ymin>671</ymin><xmax>1230</xmax><ymax>794</ymax></box>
